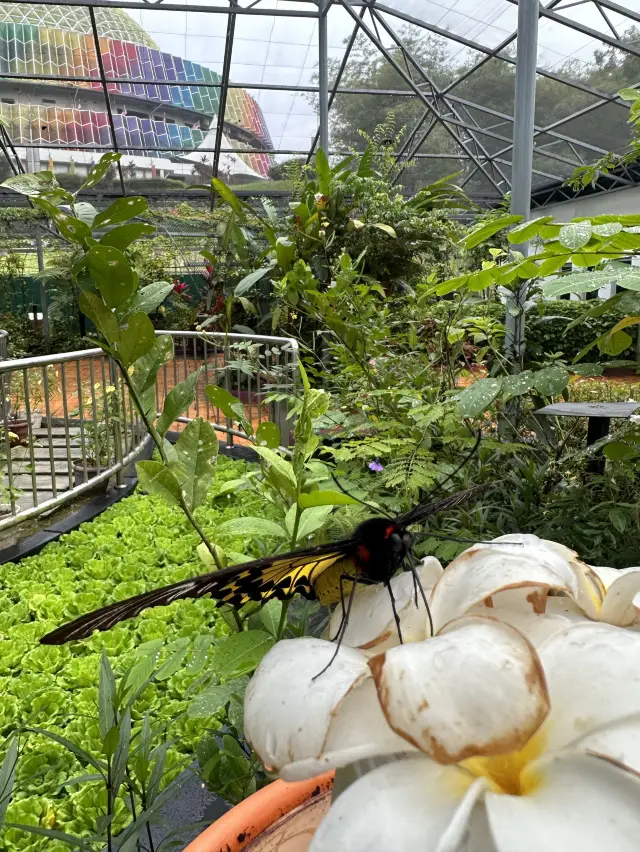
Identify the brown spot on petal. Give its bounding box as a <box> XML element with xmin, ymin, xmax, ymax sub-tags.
<box><xmin>526</xmin><ymin>588</ymin><xmax>548</xmax><ymax>614</ymax></box>
<box><xmin>484</xmin><ymin>596</ymin><xmax>494</xmax><ymax>608</ymax></box>
<box><xmin>359</xmin><ymin>630</ymin><xmax>392</xmax><ymax>651</ymax></box>
<box><xmin>417</xmin><ymin>699</ymin><xmax>430</xmax><ymax>712</ymax></box>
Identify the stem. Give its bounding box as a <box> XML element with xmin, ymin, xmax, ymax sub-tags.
<box><xmin>276</xmin><ymin>599</ymin><xmax>290</xmax><ymax>640</ymax></box>
<box><xmin>139</xmin><ymin>788</ymin><xmax>156</xmax><ymax>852</ymax></box>
<box><xmin>124</xmin><ymin>767</ymin><xmax>142</xmax><ymax>852</ymax></box>
<box><xmin>106</xmin><ymin>760</ymin><xmax>113</xmax><ymax>852</ymax></box>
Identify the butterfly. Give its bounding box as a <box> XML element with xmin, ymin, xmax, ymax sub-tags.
<box><xmin>40</xmin><ymin>483</ymin><xmax>486</xmax><ymax>647</ymax></box>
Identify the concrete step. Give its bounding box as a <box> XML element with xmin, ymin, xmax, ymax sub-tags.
<box><xmin>13</xmin><ymin>474</ymin><xmax>70</xmax><ymax>491</ymax></box>
<box><xmin>33</xmin><ymin>427</ymin><xmax>81</xmax><ymax>438</ymax></box>
<box><xmin>12</xmin><ymin>446</ymin><xmax>83</xmax><ymax>461</ymax></box>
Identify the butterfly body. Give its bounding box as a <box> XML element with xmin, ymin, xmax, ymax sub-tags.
<box><xmin>40</xmin><ymin>484</ymin><xmax>486</xmax><ymax>645</ymax></box>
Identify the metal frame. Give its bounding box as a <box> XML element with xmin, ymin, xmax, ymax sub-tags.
<box><xmin>0</xmin><ymin>0</ymin><xmax>639</xmax><ymax>202</ymax></box>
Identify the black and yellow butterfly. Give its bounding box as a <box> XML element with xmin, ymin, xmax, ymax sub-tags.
<box><xmin>40</xmin><ymin>484</ymin><xmax>485</xmax><ymax>647</ymax></box>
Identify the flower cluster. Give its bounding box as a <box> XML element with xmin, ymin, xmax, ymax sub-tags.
<box><xmin>244</xmin><ymin>535</ymin><xmax>640</xmax><ymax>850</ymax></box>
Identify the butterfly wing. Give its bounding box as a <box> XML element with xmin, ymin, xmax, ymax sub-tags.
<box><xmin>40</xmin><ymin>540</ymin><xmax>354</xmax><ymax>645</ymax></box>
<box><xmin>396</xmin><ymin>483</ymin><xmax>487</xmax><ymax>528</ymax></box>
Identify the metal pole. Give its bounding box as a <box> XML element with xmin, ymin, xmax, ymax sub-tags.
<box><xmin>318</xmin><ymin>0</ymin><xmax>330</xmax><ymax>154</ymax></box>
<box><xmin>35</xmin><ymin>235</ymin><xmax>49</xmax><ymax>352</ymax></box>
<box><xmin>505</xmin><ymin>0</ymin><xmax>539</xmax><ymax>363</ymax></box>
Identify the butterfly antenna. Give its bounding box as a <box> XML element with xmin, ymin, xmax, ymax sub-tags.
<box><xmin>312</xmin><ymin>576</ymin><xmax>358</xmax><ymax>681</ymax></box>
<box><xmin>330</xmin><ymin>473</ymin><xmax>393</xmax><ymax>519</ymax></box>
<box><xmin>407</xmin><ymin>553</ymin><xmax>434</xmax><ymax>637</ymax></box>
<box><xmin>422</xmin><ymin>430</ymin><xmax>482</xmax><ymax>504</ymax></box>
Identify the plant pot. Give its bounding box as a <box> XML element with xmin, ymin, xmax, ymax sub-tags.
<box><xmin>73</xmin><ymin>462</ymin><xmax>111</xmax><ymax>494</ymax></box>
<box><xmin>183</xmin><ymin>771</ymin><xmax>334</xmax><ymax>852</ymax></box>
<box><xmin>7</xmin><ymin>419</ymin><xmax>29</xmax><ymax>447</ymax></box>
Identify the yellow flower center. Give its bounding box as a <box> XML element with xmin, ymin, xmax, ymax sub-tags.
<box><xmin>461</xmin><ymin>729</ymin><xmax>546</xmax><ymax>796</ymax></box>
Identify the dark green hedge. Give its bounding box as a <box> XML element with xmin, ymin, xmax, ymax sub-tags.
<box><xmin>422</xmin><ymin>298</ymin><xmax>637</xmax><ymax>362</ymax></box>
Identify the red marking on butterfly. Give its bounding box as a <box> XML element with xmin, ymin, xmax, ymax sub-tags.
<box><xmin>357</xmin><ymin>544</ymin><xmax>370</xmax><ymax>563</ymax></box>
<box><xmin>384</xmin><ymin>525</ymin><xmax>396</xmax><ymax>539</ymax></box>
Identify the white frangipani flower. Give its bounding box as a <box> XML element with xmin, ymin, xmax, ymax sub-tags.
<box><xmin>246</xmin><ymin>619</ymin><xmax>640</xmax><ymax>851</ymax></box>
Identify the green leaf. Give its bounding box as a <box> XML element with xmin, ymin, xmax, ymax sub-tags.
<box><xmin>155</xmin><ymin>639</ymin><xmax>190</xmax><ymax>681</ymax></box>
<box><xmin>234</xmin><ymin>265</ymin><xmax>273</xmax><ymax>297</ymax></box>
<box><xmin>4</xmin><ymin>823</ymin><xmax>91</xmax><ymax>848</ymax></box>
<box><xmin>619</xmin><ymin>87</ymin><xmax>640</xmax><ymax>101</ymax></box>
<box><xmin>205</xmin><ymin>384</ymin><xmax>251</xmax><ymax>433</ymax></box>
<box><xmin>25</xmin><ymin>728</ymin><xmax>105</xmax><ymax>773</ymax></box>
<box><xmin>211</xmin><ymin>177</ymin><xmax>248</xmax><ymax>216</ymax></box>
<box><xmin>136</xmin><ymin>461</ymin><xmax>183</xmax><ymax>507</ymax></box>
<box><xmin>33</xmin><ymin>197</ymin><xmax>92</xmax><ymax>244</ymax></box>
<box><xmin>78</xmin><ymin>152</ymin><xmax>122</xmax><ymax>191</ymax></box>
<box><xmin>131</xmin><ymin>334</ymin><xmax>174</xmax><ymax>395</ymax></box>
<box><xmin>315</xmin><ymin>147</ymin><xmax>331</xmax><ymax>195</ymax></box>
<box><xmin>187</xmin><ymin>676</ymin><xmax>249</xmax><ymax>718</ymax></box>
<box><xmin>111</xmin><ymin>708</ymin><xmax>131</xmax><ymax>799</ymax></box>
<box><xmin>535</xmin><ymin>254</ymin><xmax>571</xmax><ymax>277</ymax></box>
<box><xmin>216</xmin><ymin>516</ymin><xmax>288</xmax><ymax>539</ymax></box>
<box><xmin>604</xmin><ymin>441</ymin><xmax>636</xmax><ymax>462</ymax></box>
<box><xmin>259</xmin><ymin>600</ymin><xmax>283</xmax><ymax>638</ymax></box>
<box><xmin>599</xmin><ymin>329</ymin><xmax>633</xmax><ymax>356</ymax></box>
<box><xmin>252</xmin><ymin>445</ymin><xmax>297</xmax><ymax>486</ymax></box>
<box><xmin>74</xmin><ymin>202</ymin><xmax>97</xmax><ymax>227</ymax></box>
<box><xmin>507</xmin><ymin>216</ymin><xmax>555</xmax><ymax>243</ymax></box>
<box><xmin>119</xmin><ymin>280</ymin><xmax>173</xmax><ymax>323</ymax></box>
<box><xmin>501</xmin><ymin>371</ymin><xmax>535</xmax><ymax>400</ymax></box>
<box><xmin>286</xmin><ymin>504</ymin><xmax>333</xmax><ymax>543</ymax></box>
<box><xmin>255</xmin><ymin>421</ymin><xmax>280</xmax><ymax>448</ymax></box>
<box><xmin>157</xmin><ymin>369</ymin><xmax>201</xmax><ymax>437</ymax></box>
<box><xmin>86</xmin><ymin>245</ymin><xmax>135</xmax><ymax>308</ymax></box>
<box><xmin>541</xmin><ymin>265</ymin><xmax>640</xmax><ymax>298</ymax></box>
<box><xmin>592</xmin><ymin>222</ymin><xmax>623</xmax><ymax>237</ymax></box>
<box><xmin>100</xmin><ymin>222</ymin><xmax>156</xmax><ymax>250</ymax></box>
<box><xmin>171</xmin><ymin>418</ymin><xmax>219</xmax><ymax>511</ymax></box>
<box><xmin>569</xmin><ymin>363</ymin><xmax>604</xmax><ymax>377</ymax></box>
<box><xmin>533</xmin><ymin>365</ymin><xmax>569</xmax><ymax>397</ymax></box>
<box><xmin>372</xmin><ymin>222</ymin><xmax>397</xmax><ymax>238</ymax></box>
<box><xmin>78</xmin><ymin>291</ymin><xmax>120</xmax><ymax>346</ymax></box>
<box><xmin>559</xmin><ymin>221</ymin><xmax>593</xmax><ymax>250</ymax></box>
<box><xmin>457</xmin><ymin>378</ymin><xmax>503</xmax><ymax>416</ymax></box>
<box><xmin>0</xmin><ymin>736</ymin><xmax>18</xmax><ymax>827</ymax></box>
<box><xmin>117</xmin><ymin>312</ymin><xmax>155</xmax><ymax>368</ymax></box>
<box><xmin>98</xmin><ymin>650</ymin><xmax>116</xmax><ymax>741</ymax></box>
<box><xmin>209</xmin><ymin>630</ymin><xmax>275</xmax><ymax>680</ymax></box>
<box><xmin>276</xmin><ymin>237</ymin><xmax>295</xmax><ymax>271</ymax></box>
<box><xmin>298</xmin><ymin>489</ymin><xmax>358</xmax><ymax>508</ymax></box>
<box><xmin>357</xmin><ymin>144</ymin><xmax>374</xmax><ymax>177</ymax></box>
<box><xmin>2</xmin><ymin>170</ymin><xmax>60</xmax><ymax>197</ymax></box>
<box><xmin>92</xmin><ymin>196</ymin><xmax>148</xmax><ymax>230</ymax></box>
<box><xmin>608</xmin><ymin>506</ymin><xmax>629</xmax><ymax>532</ymax></box>
<box><xmin>463</xmin><ymin>215</ymin><xmax>522</xmax><ymax>249</ymax></box>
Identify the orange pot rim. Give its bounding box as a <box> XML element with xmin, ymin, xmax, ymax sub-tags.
<box><xmin>183</xmin><ymin>771</ymin><xmax>335</xmax><ymax>852</ymax></box>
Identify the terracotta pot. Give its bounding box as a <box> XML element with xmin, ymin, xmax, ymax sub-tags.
<box><xmin>183</xmin><ymin>771</ymin><xmax>334</xmax><ymax>852</ymax></box>
<box><xmin>7</xmin><ymin>419</ymin><xmax>29</xmax><ymax>447</ymax></box>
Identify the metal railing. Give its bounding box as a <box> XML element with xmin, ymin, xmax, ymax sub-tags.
<box><xmin>0</xmin><ymin>330</ymin><xmax>298</xmax><ymax>532</ymax></box>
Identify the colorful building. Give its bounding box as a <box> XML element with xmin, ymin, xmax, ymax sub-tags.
<box><xmin>0</xmin><ymin>3</ymin><xmax>274</xmax><ymax>183</ymax></box>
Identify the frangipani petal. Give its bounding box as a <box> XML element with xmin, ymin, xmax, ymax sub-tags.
<box><xmin>309</xmin><ymin>756</ymin><xmax>484</xmax><ymax>852</ymax></box>
<box><xmin>467</xmin><ymin>599</ymin><xmax>586</xmax><ymax>647</ymax></box>
<box><xmin>588</xmin><ymin>564</ymin><xmax>619</xmax><ymax>589</ymax></box>
<box><xmin>328</xmin><ymin>557</ymin><xmax>441</xmax><ymax>653</ymax></box>
<box><xmin>281</xmin><ymin>677</ymin><xmax>414</xmax><ymax>781</ymax></box>
<box><xmin>244</xmin><ymin>638</ymin><xmax>369</xmax><ymax>775</ymax></box>
<box><xmin>599</xmin><ymin>567</ymin><xmax>640</xmax><ymax>626</ymax></box>
<box><xmin>539</xmin><ymin>622</ymin><xmax>640</xmax><ymax>755</ymax></box>
<box><xmin>579</xmin><ymin>716</ymin><xmax>640</xmax><ymax>775</ymax></box>
<box><xmin>370</xmin><ymin>616</ymin><xmax>549</xmax><ymax>764</ymax></box>
<box><xmin>430</xmin><ymin>536</ymin><xmax>576</xmax><ymax>632</ymax></box>
<box><xmin>486</xmin><ymin>751</ymin><xmax>640</xmax><ymax>852</ymax></box>
<box><xmin>529</xmin><ymin>538</ymin><xmax>604</xmax><ymax>619</ymax></box>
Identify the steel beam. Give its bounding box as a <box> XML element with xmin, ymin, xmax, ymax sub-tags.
<box><xmin>212</xmin><ymin>0</ymin><xmax>236</xmax><ymax>182</ymax></box>
<box><xmin>318</xmin><ymin>0</ymin><xmax>330</xmax><ymax>153</ymax></box>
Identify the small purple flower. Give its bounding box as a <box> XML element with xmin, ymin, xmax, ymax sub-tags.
<box><xmin>368</xmin><ymin>459</ymin><xmax>384</xmax><ymax>473</ymax></box>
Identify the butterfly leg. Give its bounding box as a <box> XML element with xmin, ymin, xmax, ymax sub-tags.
<box><xmin>313</xmin><ymin>575</ymin><xmax>364</xmax><ymax>681</ymax></box>
<box><xmin>384</xmin><ymin>578</ymin><xmax>404</xmax><ymax>645</ymax></box>
<box><xmin>406</xmin><ymin>554</ymin><xmax>434</xmax><ymax>637</ymax></box>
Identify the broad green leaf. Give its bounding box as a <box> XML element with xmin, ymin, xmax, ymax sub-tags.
<box><xmin>501</xmin><ymin>371</ymin><xmax>535</xmax><ymax>400</ymax></box>
<box><xmin>607</xmin><ymin>315</ymin><xmax>640</xmax><ymax>335</ymax></box>
<box><xmin>569</xmin><ymin>363</ymin><xmax>604</xmax><ymax>377</ymax></box>
<box><xmin>507</xmin><ymin>216</ymin><xmax>555</xmax><ymax>243</ymax></box>
<box><xmin>357</xmin><ymin>144</ymin><xmax>374</xmax><ymax>177</ymax></box>
<box><xmin>286</xmin><ymin>504</ymin><xmax>333</xmax><ymax>543</ymax></box>
<box><xmin>598</xmin><ymin>329</ymin><xmax>633</xmax><ymax>356</ymax></box>
<box><xmin>188</xmin><ymin>676</ymin><xmax>249</xmax><ymax>718</ymax></box>
<box><xmin>25</xmin><ymin>728</ymin><xmax>105</xmax><ymax>773</ymax></box>
<box><xmin>434</xmin><ymin>273</ymin><xmax>469</xmax><ymax>297</ymax></box>
<box><xmin>98</xmin><ymin>650</ymin><xmax>116</xmax><ymax>741</ymax></box>
<box><xmin>608</xmin><ymin>505</ymin><xmax>629</xmax><ymax>532</ymax></box>
<box><xmin>92</xmin><ymin>196</ymin><xmax>147</xmax><ymax>230</ymax></box>
<box><xmin>535</xmin><ymin>254</ymin><xmax>571</xmax><ymax>277</ymax></box>
<box><xmin>372</xmin><ymin>223</ymin><xmax>397</xmax><ymax>238</ymax></box>
<box><xmin>100</xmin><ymin>222</ymin><xmax>156</xmax><ymax>250</ymax></box>
<box><xmin>117</xmin><ymin>311</ymin><xmax>155</xmax><ymax>368</ymax></box>
<box><xmin>0</xmin><ymin>737</ymin><xmax>18</xmax><ymax>827</ymax></box>
<box><xmin>592</xmin><ymin>222</ymin><xmax>623</xmax><ymax>237</ymax></box>
<box><xmin>276</xmin><ymin>237</ymin><xmax>295</xmax><ymax>271</ymax></box>
<box><xmin>2</xmin><ymin>170</ymin><xmax>60</xmax><ymax>197</ymax></box>
<box><xmin>559</xmin><ymin>221</ymin><xmax>592</xmax><ymax>250</ymax></box>
<box><xmin>216</xmin><ymin>516</ymin><xmax>287</xmax><ymax>539</ymax></box>
<box><xmin>155</xmin><ymin>639</ymin><xmax>190</xmax><ymax>681</ymax></box>
<box><xmin>234</xmin><ymin>265</ymin><xmax>273</xmax><ymax>297</ymax></box>
<box><xmin>255</xmin><ymin>421</ymin><xmax>280</xmax><ymax>448</ymax></box>
<box><xmin>74</xmin><ymin>202</ymin><xmax>97</xmax><ymax>227</ymax></box>
<box><xmin>111</xmin><ymin>709</ymin><xmax>131</xmax><ymax>799</ymax></box>
<box><xmin>33</xmin><ymin>197</ymin><xmax>92</xmax><ymax>244</ymax></box>
<box><xmin>298</xmin><ymin>489</ymin><xmax>358</xmax><ymax>508</ymax></box>
<box><xmin>566</xmin><ymin>292</ymin><xmax>625</xmax><ymax>331</ymax></box>
<box><xmin>604</xmin><ymin>441</ymin><xmax>636</xmax><ymax>462</ymax></box>
<box><xmin>119</xmin><ymin>280</ymin><xmax>173</xmax><ymax>322</ymax></box>
<box><xmin>540</xmin><ymin>265</ymin><xmax>640</xmax><ymax>298</ymax></box>
<box><xmin>209</xmin><ymin>631</ymin><xmax>275</xmax><ymax>679</ymax></box>
<box><xmin>205</xmin><ymin>384</ymin><xmax>251</xmax><ymax>433</ymax></box>
<box><xmin>171</xmin><ymin>417</ymin><xmax>219</xmax><ymax>511</ymax></box>
<box><xmin>619</xmin><ymin>87</ymin><xmax>640</xmax><ymax>101</ymax></box>
<box><xmin>260</xmin><ymin>600</ymin><xmax>283</xmax><ymax>637</ymax></box>
<box><xmin>252</xmin><ymin>445</ymin><xmax>297</xmax><ymax>486</ymax></box>
<box><xmin>211</xmin><ymin>177</ymin><xmax>248</xmax><ymax>216</ymax></box>
<box><xmin>136</xmin><ymin>460</ymin><xmax>182</xmax><ymax>507</ymax></box>
<box><xmin>157</xmin><ymin>369</ymin><xmax>201</xmax><ymax>436</ymax></box>
<box><xmin>315</xmin><ymin>147</ymin><xmax>331</xmax><ymax>195</ymax></box>
<box><xmin>463</xmin><ymin>214</ymin><xmax>522</xmax><ymax>249</ymax></box>
<box><xmin>86</xmin><ymin>245</ymin><xmax>135</xmax><ymax>308</ymax></box>
<box><xmin>131</xmin><ymin>334</ymin><xmax>174</xmax><ymax>395</ymax></box>
<box><xmin>533</xmin><ymin>365</ymin><xmax>569</xmax><ymax>397</ymax></box>
<box><xmin>457</xmin><ymin>377</ymin><xmax>503</xmax><ymax>417</ymax></box>
<box><xmin>78</xmin><ymin>152</ymin><xmax>121</xmax><ymax>191</ymax></box>
<box><xmin>78</xmin><ymin>291</ymin><xmax>120</xmax><ymax>346</ymax></box>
